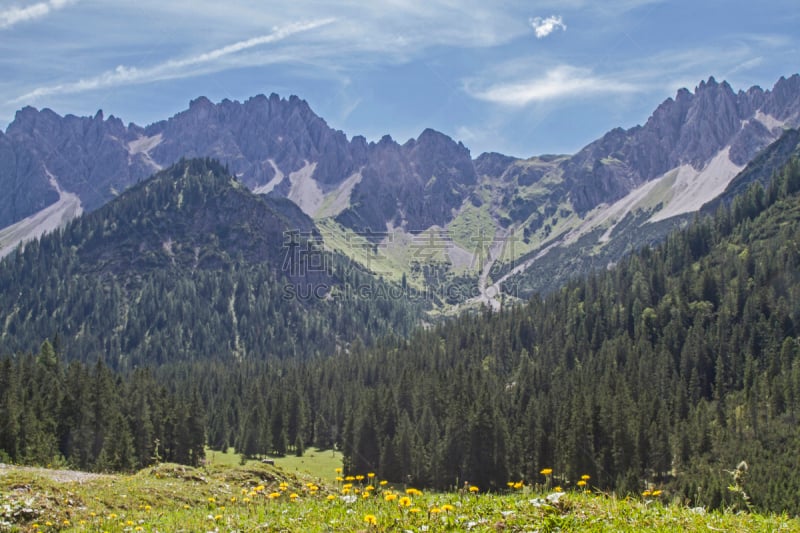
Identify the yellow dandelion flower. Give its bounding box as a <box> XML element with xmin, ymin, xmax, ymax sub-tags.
<box><xmin>652</xmin><ymin>490</ymin><xmax>663</xmax><ymax>497</ymax></box>
<box><xmin>642</xmin><ymin>490</ymin><xmax>652</xmax><ymax>497</ymax></box>
<box><xmin>243</xmin><ymin>497</ymin><xmax>251</xmax><ymax>503</ymax></box>
<box><xmin>385</xmin><ymin>493</ymin><xmax>398</xmax><ymax>502</ymax></box>
<box><xmin>335</xmin><ymin>467</ymin><xmax>343</xmax><ymax>474</ymax></box>
<box><xmin>577</xmin><ymin>480</ymin><xmax>587</xmax><ymax>488</ymax></box>
<box><xmin>268</xmin><ymin>492</ymin><xmax>281</xmax><ymax>499</ymax></box>
<box><xmin>62</xmin><ymin>520</ymin><xmax>71</xmax><ymax>526</ymax></box>
<box><xmin>214</xmin><ymin>514</ymin><xmax>222</xmax><ymax>520</ymax></box>
<box><xmin>367</xmin><ymin>472</ymin><xmax>375</xmax><ymax>478</ymax></box>
<box><xmin>355</xmin><ymin>475</ymin><xmax>365</xmax><ymax>481</ymax></box>
<box><xmin>208</xmin><ymin>497</ymin><xmax>216</xmax><ymax>503</ymax></box>
<box><xmin>230</xmin><ymin>496</ymin><xmax>236</xmax><ymax>503</ymax></box>
<box><xmin>442</xmin><ymin>504</ymin><xmax>455</xmax><ymax>512</ymax></box>
<box><xmin>469</xmin><ymin>485</ymin><xmax>479</xmax><ymax>493</ymax></box>
<box><xmin>126</xmin><ymin>520</ymin><xmax>134</xmax><ymax>526</ymax></box>
<box><xmin>135</xmin><ymin>527</ymin><xmax>144</xmax><ymax>532</ymax></box>
<box><xmin>45</xmin><ymin>522</ymin><xmax>53</xmax><ymax>527</ymax></box>
<box><xmin>554</xmin><ymin>486</ymin><xmax>562</xmax><ymax>492</ymax></box>
<box><xmin>183</xmin><ymin>504</ymin><xmax>190</xmax><ymax>509</ymax></box>
<box><xmin>540</xmin><ymin>468</ymin><xmax>553</xmax><ymax>476</ymax></box>
<box><xmin>144</xmin><ymin>504</ymin><xmax>151</xmax><ymax>511</ymax></box>
<box><xmin>345</xmin><ymin>475</ymin><xmax>355</xmax><ymax>481</ymax></box>
<box><xmin>364</xmin><ymin>514</ymin><xmax>377</xmax><ymax>525</ymax></box>
<box><xmin>430</xmin><ymin>507</ymin><xmax>442</xmax><ymax>514</ymax></box>
<box><xmin>336</xmin><ymin>476</ymin><xmax>344</xmax><ymax>482</ymax></box>
<box><xmin>362</xmin><ymin>492</ymin><xmax>369</xmax><ymax>498</ymax></box>
<box><xmin>581</xmin><ymin>474</ymin><xmax>591</xmax><ymax>481</ymax></box>
<box><xmin>327</xmin><ymin>494</ymin><xmax>336</xmax><ymax>501</ymax></box>
<box><xmin>108</xmin><ymin>514</ymin><xmax>117</xmax><ymax>520</ymax></box>
<box><xmin>507</xmin><ymin>481</ymin><xmax>515</xmax><ymax>488</ymax></box>
<box><xmin>410</xmin><ymin>507</ymin><xmax>421</xmax><ymax>513</ymax></box>
<box><xmin>513</xmin><ymin>481</ymin><xmax>524</xmax><ymax>489</ymax></box>
<box><xmin>289</xmin><ymin>493</ymin><xmax>299</xmax><ymax>500</ymax></box>
<box><xmin>31</xmin><ymin>525</ymin><xmax>39</xmax><ymax>530</ymax></box>
<box><xmin>399</xmin><ymin>496</ymin><xmax>412</xmax><ymax>507</ymax></box>
<box><xmin>89</xmin><ymin>512</ymin><xmax>97</xmax><ymax>518</ymax></box>
<box><xmin>379</xmin><ymin>480</ymin><xmax>388</xmax><ymax>486</ymax></box>
<box><xmin>365</xmin><ymin>485</ymin><xmax>375</xmax><ymax>491</ymax></box>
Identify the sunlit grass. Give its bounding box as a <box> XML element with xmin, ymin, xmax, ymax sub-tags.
<box><xmin>2</xmin><ymin>464</ymin><xmax>798</xmax><ymax>532</ymax></box>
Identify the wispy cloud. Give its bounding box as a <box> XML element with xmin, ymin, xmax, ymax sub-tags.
<box><xmin>0</xmin><ymin>0</ymin><xmax>74</xmax><ymax>29</ymax></box>
<box><xmin>10</xmin><ymin>19</ymin><xmax>335</xmax><ymax>104</ymax></box>
<box><xmin>529</xmin><ymin>15</ymin><xmax>566</xmax><ymax>39</ymax></box>
<box><xmin>467</xmin><ymin>65</ymin><xmax>639</xmax><ymax>106</ymax></box>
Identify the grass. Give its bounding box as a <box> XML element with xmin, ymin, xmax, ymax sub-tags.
<box><xmin>205</xmin><ymin>447</ymin><xmax>344</xmax><ymax>482</ymax></box>
<box><xmin>2</xmin><ymin>462</ymin><xmax>799</xmax><ymax>532</ymax></box>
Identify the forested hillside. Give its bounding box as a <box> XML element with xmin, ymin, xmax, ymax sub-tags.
<box><xmin>0</xmin><ymin>159</ymin><xmax>421</xmax><ymax>367</ymax></box>
<box><xmin>186</xmin><ymin>155</ymin><xmax>800</xmax><ymax>513</ymax></box>
<box><xmin>1</xmin><ymin>156</ymin><xmax>799</xmax><ymax>515</ymax></box>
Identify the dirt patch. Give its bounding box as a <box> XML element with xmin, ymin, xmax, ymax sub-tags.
<box><xmin>0</xmin><ymin>463</ymin><xmax>108</xmax><ymax>484</ymax></box>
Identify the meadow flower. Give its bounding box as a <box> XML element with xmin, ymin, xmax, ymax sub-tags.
<box><xmin>469</xmin><ymin>485</ymin><xmax>479</xmax><ymax>493</ymax></box>
<box><xmin>289</xmin><ymin>493</ymin><xmax>299</xmax><ymax>500</ymax></box>
<box><xmin>385</xmin><ymin>493</ymin><xmax>398</xmax><ymax>502</ymax></box>
<box><xmin>554</xmin><ymin>486</ymin><xmax>562</xmax><ymax>492</ymax></box>
<box><xmin>410</xmin><ymin>507</ymin><xmax>421</xmax><ymax>513</ymax></box>
<box><xmin>268</xmin><ymin>492</ymin><xmax>281</xmax><ymax>499</ymax></box>
<box><xmin>581</xmin><ymin>474</ymin><xmax>591</xmax><ymax>481</ymax></box>
<box><xmin>430</xmin><ymin>507</ymin><xmax>442</xmax><ymax>514</ymax></box>
<box><xmin>335</xmin><ymin>467</ymin><xmax>343</xmax><ymax>474</ymax></box>
<box><xmin>367</xmin><ymin>472</ymin><xmax>376</xmax><ymax>479</ymax></box>
<box><xmin>379</xmin><ymin>480</ymin><xmax>388</xmax><ymax>486</ymax></box>
<box><xmin>326</xmin><ymin>494</ymin><xmax>336</xmax><ymax>501</ymax></box>
<box><xmin>577</xmin><ymin>480</ymin><xmax>587</xmax><ymax>488</ymax></box>
<box><xmin>540</xmin><ymin>468</ymin><xmax>553</xmax><ymax>476</ymax></box>
<box><xmin>399</xmin><ymin>496</ymin><xmax>412</xmax><ymax>507</ymax></box>
<box><xmin>442</xmin><ymin>504</ymin><xmax>455</xmax><ymax>512</ymax></box>
<box><xmin>652</xmin><ymin>490</ymin><xmax>662</xmax><ymax>496</ymax></box>
<box><xmin>364</xmin><ymin>514</ymin><xmax>378</xmax><ymax>525</ymax></box>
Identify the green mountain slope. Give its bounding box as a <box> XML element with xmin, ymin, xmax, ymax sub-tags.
<box><xmin>0</xmin><ymin>159</ymin><xmax>420</xmax><ymax>368</ymax></box>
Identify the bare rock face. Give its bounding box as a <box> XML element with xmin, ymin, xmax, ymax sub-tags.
<box><xmin>562</xmin><ymin>76</ymin><xmax>800</xmax><ymax>214</ymax></box>
<box><xmin>0</xmin><ymin>94</ymin><xmax>477</xmax><ymax>236</ymax></box>
<box><xmin>1</xmin><ymin>74</ymin><xmax>799</xmax><ymax>239</ymax></box>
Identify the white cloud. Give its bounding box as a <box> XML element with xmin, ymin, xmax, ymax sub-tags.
<box><xmin>467</xmin><ymin>65</ymin><xmax>639</xmax><ymax>106</ymax></box>
<box><xmin>0</xmin><ymin>0</ymin><xmax>74</xmax><ymax>29</ymax></box>
<box><xmin>10</xmin><ymin>18</ymin><xmax>335</xmax><ymax>103</ymax></box>
<box><xmin>529</xmin><ymin>15</ymin><xmax>566</xmax><ymax>39</ymax></box>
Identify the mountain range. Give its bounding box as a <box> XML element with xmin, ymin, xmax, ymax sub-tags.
<box><xmin>2</xmin><ymin>74</ymin><xmax>800</xmax><ymax>305</ymax></box>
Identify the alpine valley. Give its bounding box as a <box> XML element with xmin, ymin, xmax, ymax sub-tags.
<box><xmin>2</xmin><ymin>75</ymin><xmax>800</xmax><ymax>310</ymax></box>
<box><xmin>2</xmin><ymin>73</ymin><xmax>800</xmax><ymax>520</ymax></box>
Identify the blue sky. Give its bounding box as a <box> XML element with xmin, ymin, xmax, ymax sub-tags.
<box><xmin>1</xmin><ymin>0</ymin><xmax>798</xmax><ymax>158</ymax></box>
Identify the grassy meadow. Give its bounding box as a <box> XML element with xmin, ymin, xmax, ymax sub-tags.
<box><xmin>2</xmin><ymin>452</ymin><xmax>799</xmax><ymax>532</ymax></box>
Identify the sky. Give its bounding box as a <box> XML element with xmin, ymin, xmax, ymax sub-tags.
<box><xmin>0</xmin><ymin>1</ymin><xmax>798</xmax><ymax>158</ymax></box>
